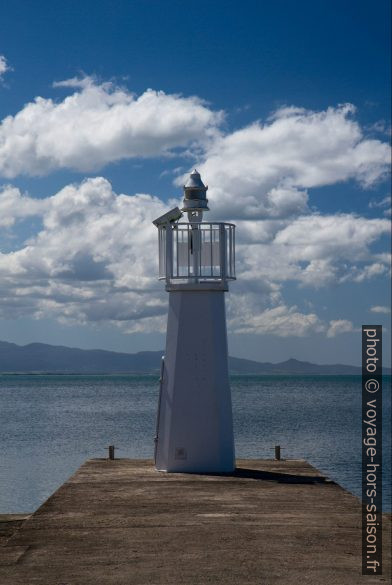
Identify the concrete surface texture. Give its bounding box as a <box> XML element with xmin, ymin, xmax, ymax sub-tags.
<box><xmin>0</xmin><ymin>459</ymin><xmax>390</xmax><ymax>584</ymax></box>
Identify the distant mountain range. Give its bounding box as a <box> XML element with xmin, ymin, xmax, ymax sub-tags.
<box><xmin>0</xmin><ymin>340</ymin><xmax>390</xmax><ymax>375</ymax></box>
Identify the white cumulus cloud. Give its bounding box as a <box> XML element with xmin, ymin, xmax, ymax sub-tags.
<box><xmin>0</xmin><ymin>78</ymin><xmax>222</xmax><ymax>178</ymax></box>
<box><xmin>0</xmin><ymin>55</ymin><xmax>11</xmax><ymax>81</ymax></box>
<box><xmin>233</xmin><ymin>214</ymin><xmax>390</xmax><ymax>289</ymax></box>
<box><xmin>0</xmin><ymin>178</ymin><xmax>169</xmax><ymax>331</ymax></box>
<box><xmin>369</xmin><ymin>195</ymin><xmax>391</xmax><ymax>217</ymax></box>
<box><xmin>179</xmin><ymin>104</ymin><xmax>390</xmax><ymax>220</ymax></box>
<box><xmin>370</xmin><ymin>305</ymin><xmax>390</xmax><ymax>314</ymax></box>
<box><xmin>327</xmin><ymin>319</ymin><xmax>355</xmax><ymax>338</ymax></box>
<box><xmin>0</xmin><ymin>176</ymin><xmax>389</xmax><ymax>335</ymax></box>
<box><xmin>0</xmin><ymin>88</ymin><xmax>390</xmax><ymax>338</ymax></box>
<box><xmin>0</xmin><ymin>185</ymin><xmax>47</xmax><ymax>227</ymax></box>
<box><xmin>227</xmin><ymin>300</ymin><xmax>325</xmax><ymax>337</ymax></box>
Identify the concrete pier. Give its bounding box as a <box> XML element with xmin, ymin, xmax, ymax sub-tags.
<box><xmin>0</xmin><ymin>459</ymin><xmax>390</xmax><ymax>584</ymax></box>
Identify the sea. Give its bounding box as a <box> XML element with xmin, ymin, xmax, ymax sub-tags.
<box><xmin>0</xmin><ymin>374</ymin><xmax>390</xmax><ymax>514</ymax></box>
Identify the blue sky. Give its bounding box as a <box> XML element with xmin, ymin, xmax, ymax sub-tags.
<box><xmin>0</xmin><ymin>0</ymin><xmax>390</xmax><ymax>365</ymax></box>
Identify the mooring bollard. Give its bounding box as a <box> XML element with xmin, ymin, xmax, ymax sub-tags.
<box><xmin>108</xmin><ymin>445</ymin><xmax>115</xmax><ymax>460</ymax></box>
<box><xmin>274</xmin><ymin>445</ymin><xmax>281</xmax><ymax>460</ymax></box>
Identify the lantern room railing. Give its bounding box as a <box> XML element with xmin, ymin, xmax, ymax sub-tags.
<box><xmin>158</xmin><ymin>222</ymin><xmax>235</xmax><ymax>286</ymax></box>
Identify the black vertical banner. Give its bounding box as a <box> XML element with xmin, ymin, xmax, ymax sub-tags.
<box><xmin>362</xmin><ymin>325</ymin><xmax>382</xmax><ymax>575</ymax></box>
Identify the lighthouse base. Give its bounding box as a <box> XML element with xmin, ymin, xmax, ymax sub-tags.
<box><xmin>155</xmin><ymin>290</ymin><xmax>235</xmax><ymax>473</ymax></box>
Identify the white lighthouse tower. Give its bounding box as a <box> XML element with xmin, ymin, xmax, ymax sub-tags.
<box><xmin>153</xmin><ymin>170</ymin><xmax>236</xmax><ymax>473</ymax></box>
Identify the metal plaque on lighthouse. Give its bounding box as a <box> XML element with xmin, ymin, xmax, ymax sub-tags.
<box><xmin>153</xmin><ymin>170</ymin><xmax>236</xmax><ymax>472</ymax></box>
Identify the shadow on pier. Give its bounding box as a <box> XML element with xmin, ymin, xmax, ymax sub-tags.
<box><xmin>214</xmin><ymin>467</ymin><xmax>336</xmax><ymax>485</ymax></box>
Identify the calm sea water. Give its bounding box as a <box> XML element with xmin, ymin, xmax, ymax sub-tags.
<box><xmin>0</xmin><ymin>374</ymin><xmax>390</xmax><ymax>513</ymax></box>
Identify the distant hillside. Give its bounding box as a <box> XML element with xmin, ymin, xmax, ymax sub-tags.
<box><xmin>0</xmin><ymin>341</ymin><xmax>161</xmax><ymax>374</ymax></box>
<box><xmin>1</xmin><ymin>340</ymin><xmax>390</xmax><ymax>375</ymax></box>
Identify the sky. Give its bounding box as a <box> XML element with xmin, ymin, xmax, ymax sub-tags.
<box><xmin>0</xmin><ymin>0</ymin><xmax>390</xmax><ymax>366</ymax></box>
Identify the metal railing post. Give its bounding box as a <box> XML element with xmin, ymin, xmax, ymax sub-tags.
<box><xmin>219</xmin><ymin>224</ymin><xmax>227</xmax><ymax>281</ymax></box>
<box><xmin>165</xmin><ymin>226</ymin><xmax>173</xmax><ymax>285</ymax></box>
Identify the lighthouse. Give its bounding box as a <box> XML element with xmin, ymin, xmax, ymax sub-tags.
<box><xmin>153</xmin><ymin>170</ymin><xmax>236</xmax><ymax>473</ymax></box>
